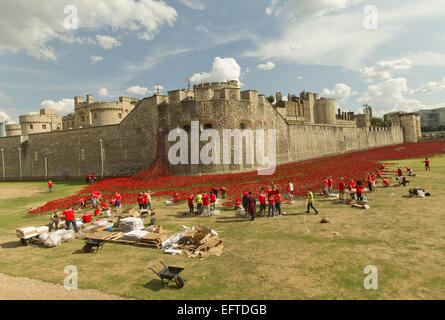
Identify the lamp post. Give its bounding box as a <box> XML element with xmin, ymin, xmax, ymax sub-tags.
<box><xmin>18</xmin><ymin>147</ymin><xmax>22</xmax><ymax>180</ymax></box>
<box><xmin>99</xmin><ymin>139</ymin><xmax>104</xmax><ymax>179</ymax></box>
<box><xmin>1</xmin><ymin>148</ymin><xmax>5</xmax><ymax>180</ymax></box>
<box><xmin>45</xmin><ymin>157</ymin><xmax>48</xmax><ymax>179</ymax></box>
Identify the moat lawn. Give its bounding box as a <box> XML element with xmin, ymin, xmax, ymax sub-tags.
<box><xmin>0</xmin><ymin>156</ymin><xmax>444</xmax><ymax>299</ymax></box>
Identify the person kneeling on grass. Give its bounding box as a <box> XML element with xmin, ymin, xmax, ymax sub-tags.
<box><xmin>306</xmin><ymin>187</ymin><xmax>318</xmax><ymax>215</ymax></box>
<box><xmin>48</xmin><ymin>211</ymin><xmax>60</xmax><ymax>232</ymax></box>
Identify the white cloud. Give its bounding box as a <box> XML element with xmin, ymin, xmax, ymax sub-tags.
<box><xmin>96</xmin><ymin>35</ymin><xmax>121</xmax><ymax>50</ymax></box>
<box><xmin>0</xmin><ymin>111</ymin><xmax>11</xmax><ymax>122</ymax></box>
<box><xmin>265</xmin><ymin>0</ymin><xmax>362</xmax><ymax>18</ymax></box>
<box><xmin>248</xmin><ymin>1</ymin><xmax>445</xmax><ymax>69</ymax></box>
<box><xmin>359</xmin><ymin>78</ymin><xmax>426</xmax><ymax>116</ymax></box>
<box><xmin>177</xmin><ymin>0</ymin><xmax>205</xmax><ymax>10</ymax></box>
<box><xmin>298</xmin><ymin>76</ymin><xmax>303</xmax><ymax>80</ymax></box>
<box><xmin>408</xmin><ymin>51</ymin><xmax>445</xmax><ymax>67</ymax></box>
<box><xmin>189</xmin><ymin>57</ymin><xmax>242</xmax><ymax>84</ymax></box>
<box><xmin>98</xmin><ymin>88</ymin><xmax>109</xmax><ymax>97</ymax></box>
<box><xmin>90</xmin><ymin>56</ymin><xmax>104</xmax><ymax>64</ymax></box>
<box><xmin>0</xmin><ymin>0</ymin><xmax>177</xmax><ymax>60</ymax></box>
<box><xmin>360</xmin><ymin>58</ymin><xmax>413</xmax><ymax>83</ymax></box>
<box><xmin>321</xmin><ymin>83</ymin><xmax>356</xmax><ymax>105</ymax></box>
<box><xmin>40</xmin><ymin>98</ymin><xmax>74</xmax><ymax>115</ymax></box>
<box><xmin>126</xmin><ymin>86</ymin><xmax>149</xmax><ymax>95</ymax></box>
<box><xmin>258</xmin><ymin>61</ymin><xmax>276</xmax><ymax>71</ymax></box>
<box><xmin>411</xmin><ymin>77</ymin><xmax>445</xmax><ymax>95</ymax></box>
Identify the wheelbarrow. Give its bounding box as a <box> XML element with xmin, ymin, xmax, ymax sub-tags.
<box><xmin>148</xmin><ymin>262</ymin><xmax>185</xmax><ymax>288</ymax></box>
<box><xmin>83</xmin><ymin>238</ymin><xmax>106</xmax><ymax>253</ymax></box>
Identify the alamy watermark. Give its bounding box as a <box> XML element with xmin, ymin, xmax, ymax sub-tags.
<box><xmin>64</xmin><ymin>265</ymin><xmax>78</xmax><ymax>291</ymax></box>
<box><xmin>63</xmin><ymin>5</ymin><xmax>78</xmax><ymax>30</ymax></box>
<box><xmin>363</xmin><ymin>265</ymin><xmax>378</xmax><ymax>289</ymax></box>
<box><xmin>363</xmin><ymin>5</ymin><xmax>378</xmax><ymax>30</ymax></box>
<box><xmin>167</xmin><ymin>121</ymin><xmax>277</xmax><ymax>175</ymax></box>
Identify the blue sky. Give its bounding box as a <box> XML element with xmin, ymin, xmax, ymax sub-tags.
<box><xmin>1</xmin><ymin>0</ymin><xmax>445</xmax><ymax>122</ymax></box>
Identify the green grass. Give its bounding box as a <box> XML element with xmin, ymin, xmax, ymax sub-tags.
<box><xmin>0</xmin><ymin>157</ymin><xmax>444</xmax><ymax>299</ymax></box>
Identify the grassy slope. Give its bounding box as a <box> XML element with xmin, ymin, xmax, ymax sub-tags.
<box><xmin>0</xmin><ymin>157</ymin><xmax>444</xmax><ymax>300</ymax></box>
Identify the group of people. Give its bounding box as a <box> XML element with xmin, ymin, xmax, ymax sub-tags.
<box><xmin>186</xmin><ymin>190</ymin><xmax>218</xmax><ymax>217</ymax></box>
<box><xmin>137</xmin><ymin>191</ymin><xmax>153</xmax><ymax>211</ymax></box>
<box><xmin>85</xmin><ymin>173</ymin><xmax>96</xmax><ymax>184</ymax></box>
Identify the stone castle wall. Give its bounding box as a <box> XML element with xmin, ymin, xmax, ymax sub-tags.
<box><xmin>0</xmin><ymin>82</ymin><xmax>407</xmax><ymax>179</ymax></box>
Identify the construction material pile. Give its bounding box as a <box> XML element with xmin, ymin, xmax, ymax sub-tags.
<box><xmin>162</xmin><ymin>226</ymin><xmax>224</xmax><ymax>259</ymax></box>
<box><xmin>40</xmin><ymin>229</ymin><xmax>75</xmax><ymax>247</ymax></box>
<box><xmin>139</xmin><ymin>225</ymin><xmax>169</xmax><ymax>248</ymax></box>
<box><xmin>119</xmin><ymin>217</ymin><xmax>144</xmax><ymax>232</ymax></box>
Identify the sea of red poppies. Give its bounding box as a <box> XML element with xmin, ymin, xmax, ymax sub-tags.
<box><xmin>27</xmin><ymin>141</ymin><xmax>445</xmax><ymax>214</ymax></box>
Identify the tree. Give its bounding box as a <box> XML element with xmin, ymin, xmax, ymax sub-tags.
<box><xmin>266</xmin><ymin>95</ymin><xmax>275</xmax><ymax>104</ymax></box>
<box><xmin>370</xmin><ymin>117</ymin><xmax>385</xmax><ymax>127</ymax></box>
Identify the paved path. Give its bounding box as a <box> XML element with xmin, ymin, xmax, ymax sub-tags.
<box><xmin>0</xmin><ymin>273</ymin><xmax>126</xmax><ymax>300</ymax></box>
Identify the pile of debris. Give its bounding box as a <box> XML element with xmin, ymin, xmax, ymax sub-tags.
<box><xmin>119</xmin><ymin>217</ymin><xmax>144</xmax><ymax>233</ymax></box>
<box><xmin>162</xmin><ymin>226</ymin><xmax>224</xmax><ymax>259</ymax></box>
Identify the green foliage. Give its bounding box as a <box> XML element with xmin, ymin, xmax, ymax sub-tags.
<box><xmin>266</xmin><ymin>95</ymin><xmax>275</xmax><ymax>104</ymax></box>
<box><xmin>370</xmin><ymin>116</ymin><xmax>386</xmax><ymax>127</ymax></box>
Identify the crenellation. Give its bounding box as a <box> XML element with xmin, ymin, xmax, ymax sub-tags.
<box><xmin>0</xmin><ymin>80</ymin><xmax>418</xmax><ymax>178</ymax></box>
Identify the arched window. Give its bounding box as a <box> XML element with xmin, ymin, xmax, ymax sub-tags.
<box><xmin>203</xmin><ymin>123</ymin><xmax>213</xmax><ymax>130</ymax></box>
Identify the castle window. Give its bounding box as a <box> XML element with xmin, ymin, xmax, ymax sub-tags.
<box><xmin>94</xmin><ymin>113</ymin><xmax>97</xmax><ymax>119</ymax></box>
<box><xmin>42</xmin><ymin>124</ymin><xmax>47</xmax><ymax>129</ymax></box>
<box><xmin>118</xmin><ymin>113</ymin><xmax>123</xmax><ymax>119</ymax></box>
<box><xmin>34</xmin><ymin>151</ymin><xmax>38</xmax><ymax>161</ymax></box>
<box><xmin>29</xmin><ymin>124</ymin><xmax>33</xmax><ymax>130</ymax></box>
<box><xmin>203</xmin><ymin>123</ymin><xmax>213</xmax><ymax>130</ymax></box>
<box><xmin>82</xmin><ymin>116</ymin><xmax>85</xmax><ymax>122</ymax></box>
<box><xmin>240</xmin><ymin>122</ymin><xmax>250</xmax><ymax>129</ymax></box>
<box><xmin>183</xmin><ymin>125</ymin><xmax>190</xmax><ymax>132</ymax></box>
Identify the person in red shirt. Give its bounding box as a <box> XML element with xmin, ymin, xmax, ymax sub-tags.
<box><xmin>47</xmin><ymin>180</ymin><xmax>54</xmax><ymax>193</ymax></box>
<box><xmin>137</xmin><ymin>193</ymin><xmax>144</xmax><ymax>210</ymax></box>
<box><xmin>114</xmin><ymin>192</ymin><xmax>121</xmax><ymax>209</ymax></box>
<box><xmin>267</xmin><ymin>193</ymin><xmax>275</xmax><ymax>217</ymax></box>
<box><xmin>85</xmin><ymin>174</ymin><xmax>89</xmax><ymax>184</ymax></box>
<box><xmin>327</xmin><ymin>176</ymin><xmax>333</xmax><ymax>195</ymax></box>
<box><xmin>348</xmin><ymin>179</ymin><xmax>356</xmax><ymax>200</ymax></box>
<box><xmin>61</xmin><ymin>207</ymin><xmax>78</xmax><ymax>233</ymax></box>
<box><xmin>110</xmin><ymin>198</ymin><xmax>115</xmax><ymax>208</ymax></box>
<box><xmin>234</xmin><ymin>197</ymin><xmax>242</xmax><ymax>210</ymax></box>
<box><xmin>397</xmin><ymin>166</ymin><xmax>403</xmax><ymax>177</ymax></box>
<box><xmin>173</xmin><ymin>193</ymin><xmax>180</xmax><ymax>202</ymax></box>
<box><xmin>202</xmin><ymin>192</ymin><xmax>210</xmax><ymax>217</ymax></box>
<box><xmin>367</xmin><ymin>174</ymin><xmax>373</xmax><ymax>192</ymax></box>
<box><xmin>81</xmin><ymin>213</ymin><xmax>92</xmax><ymax>223</ymax></box>
<box><xmin>101</xmin><ymin>201</ymin><xmax>108</xmax><ymax>211</ymax></box>
<box><xmin>266</xmin><ymin>186</ymin><xmax>273</xmax><ymax>196</ymax></box>
<box><xmin>219</xmin><ymin>186</ymin><xmax>227</xmax><ymax>199</ymax></box>
<box><xmin>356</xmin><ymin>182</ymin><xmax>364</xmax><ymax>201</ymax></box>
<box><xmin>80</xmin><ymin>197</ymin><xmax>86</xmax><ymax>208</ymax></box>
<box><xmin>323</xmin><ymin>178</ymin><xmax>329</xmax><ymax>196</ymax></box>
<box><xmin>210</xmin><ymin>191</ymin><xmax>216</xmax><ymax>211</ymax></box>
<box><xmin>424</xmin><ymin>157</ymin><xmax>431</xmax><ymax>171</ymax></box>
<box><xmin>259</xmin><ymin>191</ymin><xmax>267</xmax><ymax>216</ymax></box>
<box><xmin>187</xmin><ymin>193</ymin><xmax>194</xmax><ymax>215</ymax></box>
<box><xmin>274</xmin><ymin>190</ymin><xmax>282</xmax><ymax>215</ymax></box>
<box><xmin>382</xmin><ymin>178</ymin><xmax>390</xmax><ymax>187</ymax></box>
<box><xmin>94</xmin><ymin>207</ymin><xmax>100</xmax><ymax>216</ymax></box>
<box><xmin>338</xmin><ymin>177</ymin><xmax>346</xmax><ymax>200</ymax></box>
<box><xmin>371</xmin><ymin>173</ymin><xmax>376</xmax><ymax>190</ymax></box>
